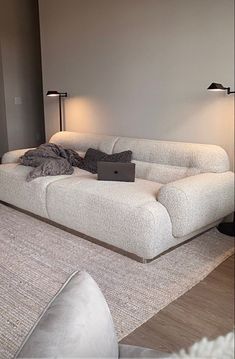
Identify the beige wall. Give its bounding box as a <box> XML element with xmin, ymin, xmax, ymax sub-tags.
<box><xmin>39</xmin><ymin>0</ymin><xmax>234</xmax><ymax>167</ymax></box>
<box><xmin>0</xmin><ymin>0</ymin><xmax>45</xmax><ymax>152</ymax></box>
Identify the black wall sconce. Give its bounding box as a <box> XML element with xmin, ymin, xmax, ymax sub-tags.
<box><xmin>46</xmin><ymin>91</ymin><xmax>68</xmax><ymax>131</ymax></box>
<box><xmin>207</xmin><ymin>82</ymin><xmax>235</xmax><ymax>95</ymax></box>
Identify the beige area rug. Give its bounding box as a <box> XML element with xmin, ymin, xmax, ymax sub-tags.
<box><xmin>0</xmin><ymin>203</ymin><xmax>234</xmax><ymax>359</ymax></box>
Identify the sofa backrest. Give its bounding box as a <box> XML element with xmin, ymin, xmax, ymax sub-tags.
<box><xmin>50</xmin><ymin>131</ymin><xmax>117</xmax><ymax>155</ymax></box>
<box><xmin>50</xmin><ymin>131</ymin><xmax>230</xmax><ymax>184</ymax></box>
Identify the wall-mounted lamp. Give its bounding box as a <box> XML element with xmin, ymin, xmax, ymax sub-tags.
<box><xmin>46</xmin><ymin>91</ymin><xmax>68</xmax><ymax>131</ymax></box>
<box><xmin>207</xmin><ymin>82</ymin><xmax>235</xmax><ymax>95</ymax></box>
<box><xmin>207</xmin><ymin>82</ymin><xmax>235</xmax><ymax>236</ymax></box>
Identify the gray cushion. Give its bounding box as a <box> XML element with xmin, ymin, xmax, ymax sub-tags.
<box><xmin>80</xmin><ymin>148</ymin><xmax>133</xmax><ymax>173</ymax></box>
<box><xmin>16</xmin><ymin>271</ymin><xmax>118</xmax><ymax>358</ymax></box>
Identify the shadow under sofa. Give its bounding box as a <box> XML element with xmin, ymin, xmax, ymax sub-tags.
<box><xmin>0</xmin><ymin>131</ymin><xmax>234</xmax><ymax>261</ymax></box>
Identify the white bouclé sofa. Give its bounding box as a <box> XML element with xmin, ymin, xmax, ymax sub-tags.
<box><xmin>0</xmin><ymin>131</ymin><xmax>234</xmax><ymax>261</ymax></box>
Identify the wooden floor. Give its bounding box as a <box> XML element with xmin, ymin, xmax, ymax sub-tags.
<box><xmin>121</xmin><ymin>254</ymin><xmax>234</xmax><ymax>353</ymax></box>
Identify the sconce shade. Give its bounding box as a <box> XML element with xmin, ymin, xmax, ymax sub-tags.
<box><xmin>46</xmin><ymin>90</ymin><xmax>67</xmax><ymax>97</ymax></box>
<box><xmin>46</xmin><ymin>90</ymin><xmax>60</xmax><ymax>97</ymax></box>
<box><xmin>207</xmin><ymin>83</ymin><xmax>226</xmax><ymax>91</ymax></box>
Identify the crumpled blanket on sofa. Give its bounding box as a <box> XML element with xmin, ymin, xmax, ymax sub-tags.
<box><xmin>20</xmin><ymin>143</ymin><xmax>83</xmax><ymax>181</ymax></box>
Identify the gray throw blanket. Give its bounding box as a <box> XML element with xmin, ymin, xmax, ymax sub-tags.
<box><xmin>20</xmin><ymin>143</ymin><xmax>83</xmax><ymax>181</ymax></box>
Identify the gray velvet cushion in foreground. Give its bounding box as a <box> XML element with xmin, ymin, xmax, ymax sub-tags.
<box><xmin>16</xmin><ymin>271</ymin><xmax>119</xmax><ymax>358</ymax></box>
<box><xmin>13</xmin><ymin>269</ymin><xmax>234</xmax><ymax>359</ymax></box>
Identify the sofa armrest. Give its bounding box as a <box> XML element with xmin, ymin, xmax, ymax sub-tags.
<box><xmin>1</xmin><ymin>148</ymin><xmax>34</xmax><ymax>164</ymax></box>
<box><xmin>157</xmin><ymin>172</ymin><xmax>234</xmax><ymax>237</ymax></box>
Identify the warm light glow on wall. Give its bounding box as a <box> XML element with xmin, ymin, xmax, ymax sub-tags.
<box><xmin>64</xmin><ymin>96</ymin><xmax>110</xmax><ymax>133</ymax></box>
<box><xmin>192</xmin><ymin>96</ymin><xmax>234</xmax><ymax>168</ymax></box>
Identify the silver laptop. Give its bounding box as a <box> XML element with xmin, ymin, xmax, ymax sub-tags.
<box><xmin>97</xmin><ymin>162</ymin><xmax>135</xmax><ymax>182</ymax></box>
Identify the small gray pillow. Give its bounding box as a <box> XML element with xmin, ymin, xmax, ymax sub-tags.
<box><xmin>79</xmin><ymin>148</ymin><xmax>132</xmax><ymax>174</ymax></box>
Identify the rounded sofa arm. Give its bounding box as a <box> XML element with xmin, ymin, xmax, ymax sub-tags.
<box><xmin>157</xmin><ymin>172</ymin><xmax>234</xmax><ymax>237</ymax></box>
<box><xmin>1</xmin><ymin>148</ymin><xmax>34</xmax><ymax>164</ymax></box>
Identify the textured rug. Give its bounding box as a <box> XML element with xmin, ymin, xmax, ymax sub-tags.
<box><xmin>0</xmin><ymin>203</ymin><xmax>234</xmax><ymax>359</ymax></box>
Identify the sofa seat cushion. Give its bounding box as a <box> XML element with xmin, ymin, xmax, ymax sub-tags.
<box><xmin>133</xmin><ymin>160</ymin><xmax>201</xmax><ymax>184</ymax></box>
<box><xmin>46</xmin><ymin>177</ymin><xmax>174</xmax><ymax>259</ymax></box>
<box><xmin>0</xmin><ymin>164</ymin><xmax>94</xmax><ymax>218</ymax></box>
